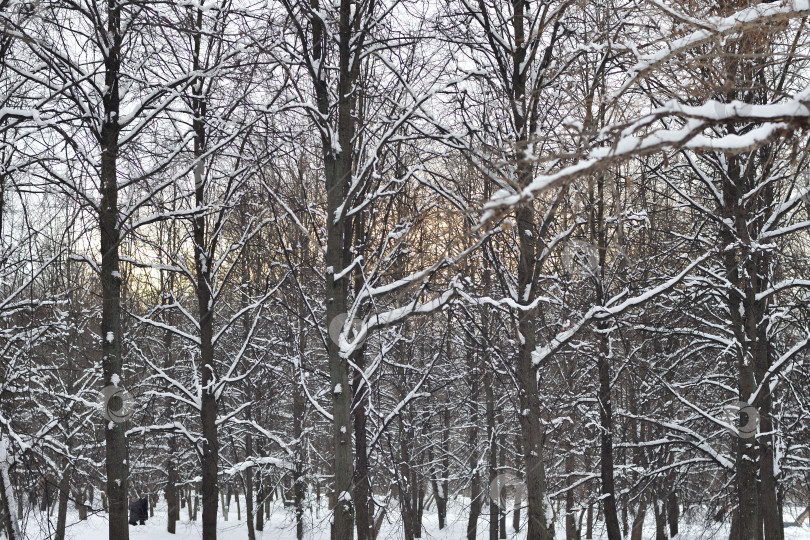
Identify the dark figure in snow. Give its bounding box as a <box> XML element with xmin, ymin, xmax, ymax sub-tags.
<box><xmin>128</xmin><ymin>495</ymin><xmax>148</xmax><ymax>526</ymax></box>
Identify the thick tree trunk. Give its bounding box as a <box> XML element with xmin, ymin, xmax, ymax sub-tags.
<box><xmin>99</xmin><ymin>4</ymin><xmax>128</xmax><ymax>536</ymax></box>
<box><xmin>756</xmin><ymin>336</ymin><xmax>782</xmax><ymax>540</ymax></box>
<box><xmin>353</xmin><ymin>348</ymin><xmax>372</xmax><ymax>540</ymax></box>
<box><xmin>255</xmin><ymin>479</ymin><xmax>264</xmax><ymax>532</ymax></box>
<box><xmin>597</xmin><ymin>340</ymin><xmax>621</xmax><ymax>540</ymax></box>
<box><xmin>720</xmin><ymin>157</ymin><xmax>760</xmax><ymax>540</ymax></box>
<box><xmin>0</xmin><ymin>444</ymin><xmax>21</xmax><ymax>540</ymax></box>
<box><xmin>667</xmin><ymin>491</ymin><xmax>679</xmax><ymax>538</ymax></box>
<box><xmin>510</xmin><ymin>5</ymin><xmax>553</xmax><ymax>535</ymax></box>
<box><xmin>591</xmin><ymin>175</ymin><xmax>621</xmax><ymax>540</ymax></box>
<box><xmin>515</xmin><ymin>207</ymin><xmax>553</xmax><ymax>540</ymax></box>
<box><xmin>189</xmin><ymin>15</ymin><xmax>219</xmax><ymax>535</ymax></box>
<box><xmin>99</xmin><ymin>100</ymin><xmax>130</xmax><ymax>540</ymax></box>
<box><xmin>320</xmin><ymin>72</ymin><xmax>356</xmax><ymax>540</ymax></box>
<box><xmin>586</xmin><ymin>503</ymin><xmax>593</xmax><ymax>539</ymax></box>
<box><xmin>311</xmin><ymin>1</ymin><xmax>360</xmax><ymax>538</ymax></box>
<box><xmin>55</xmin><ymin>468</ymin><xmax>69</xmax><ymax>540</ymax></box>
<box><xmin>167</xmin><ymin>436</ymin><xmax>179</xmax><ymax>534</ymax></box>
<box><xmin>630</xmin><ymin>503</ymin><xmax>645</xmax><ymax>540</ymax></box>
<box><xmin>193</xmin><ymin>123</ymin><xmax>218</xmax><ymax>540</ymax></box>
<box><xmin>654</xmin><ymin>498</ymin><xmax>667</xmax><ymax>540</ymax></box>
<box><xmin>565</xmin><ymin>451</ymin><xmax>579</xmax><ymax>540</ymax></box>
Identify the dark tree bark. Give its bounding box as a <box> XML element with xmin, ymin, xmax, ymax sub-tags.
<box><xmin>167</xmin><ymin>438</ymin><xmax>179</xmax><ymax>534</ymax></box>
<box><xmin>486</xmin><ymin>371</ymin><xmax>499</xmax><ymax>540</ymax></box>
<box><xmin>352</xmin><ymin>346</ymin><xmax>372</xmax><ymax>540</ymax></box>
<box><xmin>586</xmin><ymin>503</ymin><xmax>593</xmax><ymax>540</ymax></box>
<box><xmin>591</xmin><ymin>176</ymin><xmax>621</xmax><ymax>540</ymax></box>
<box><xmin>255</xmin><ymin>478</ymin><xmax>264</xmax><ymax>532</ymax></box>
<box><xmin>667</xmin><ymin>491</ymin><xmax>679</xmax><ymax>539</ymax></box>
<box><xmin>654</xmin><ymin>498</ymin><xmax>667</xmax><ymax>540</ymax></box>
<box><xmin>351</xmin><ymin>218</ymin><xmax>371</xmax><ymax>540</ymax></box>
<box><xmin>429</xmin><ymin>398</ymin><xmax>449</xmax><ymax>531</ymax></box>
<box><xmin>565</xmin><ymin>451</ymin><xmax>579</xmax><ymax>540</ymax></box>
<box><xmin>513</xmin><ymin>436</ymin><xmax>522</xmax><ymax>534</ymax></box>
<box><xmin>187</xmin><ymin>7</ymin><xmax>219</xmax><ymax>537</ymax></box>
<box><xmin>55</xmin><ymin>466</ymin><xmax>69</xmax><ymax>540</ymax></box>
<box><xmin>294</xmin><ymin>351</ymin><xmax>307</xmax><ymax>540</ymax></box>
<box><xmin>98</xmin><ymin>2</ymin><xmax>128</xmax><ymax>535</ymax></box>
<box><xmin>244</xmin><ymin>433</ymin><xmax>256</xmax><ymax>540</ymax></box>
<box><xmin>164</xmin><ymin>296</ymin><xmax>179</xmax><ymax>535</ymax></box>
<box><xmin>467</xmin><ymin>346</ymin><xmax>482</xmax><ymax>540</ymax></box>
<box><xmin>306</xmin><ymin>0</ymin><xmax>365</xmax><ymax>536</ymax></box>
<box><xmin>498</xmin><ymin>426</ymin><xmax>506</xmax><ymax>540</ymax></box>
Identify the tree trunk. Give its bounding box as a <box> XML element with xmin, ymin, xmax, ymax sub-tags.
<box><xmin>167</xmin><ymin>436</ymin><xmax>179</xmax><ymax>534</ymax></box>
<box><xmin>255</xmin><ymin>479</ymin><xmax>264</xmax><ymax>532</ymax></box>
<box><xmin>55</xmin><ymin>467</ymin><xmax>69</xmax><ymax>540</ymax></box>
<box><xmin>630</xmin><ymin>503</ymin><xmax>645</xmax><ymax>540</ymax></box>
<box><xmin>0</xmin><ymin>444</ymin><xmax>21</xmax><ymax>540</ymax></box>
<box><xmin>586</xmin><ymin>503</ymin><xmax>593</xmax><ymax>539</ymax></box>
<box><xmin>667</xmin><ymin>491</ymin><xmax>679</xmax><ymax>539</ymax></box>
<box><xmin>190</xmin><ymin>24</ymin><xmax>219</xmax><ymax>534</ymax></box>
<box><xmin>245</xmin><ymin>434</ymin><xmax>256</xmax><ymax>540</ymax></box>
<box><xmin>295</xmin><ymin>368</ymin><xmax>307</xmax><ymax>540</ymax></box>
<box><xmin>77</xmin><ymin>490</ymin><xmax>88</xmax><ymax>521</ymax></box>
<box><xmin>353</xmin><ymin>347</ymin><xmax>372</xmax><ymax>540</ymax></box>
<box><xmin>565</xmin><ymin>451</ymin><xmax>579</xmax><ymax>540</ymax></box>
<box><xmin>593</xmin><ymin>176</ymin><xmax>621</xmax><ymax>540</ymax></box>
<box><xmin>486</xmin><ymin>371</ymin><xmax>499</xmax><ymax>540</ymax></box>
<box><xmin>429</xmin><ymin>402</ymin><xmax>449</xmax><ymax>532</ymax></box>
<box><xmin>99</xmin><ymin>4</ymin><xmax>128</xmax><ymax>538</ymax></box>
<box><xmin>498</xmin><ymin>430</ymin><xmax>506</xmax><ymax>540</ymax></box>
<box><xmin>757</xmin><ymin>346</ymin><xmax>782</xmax><ymax>540</ymax></box>
<box><xmin>654</xmin><ymin>498</ymin><xmax>667</xmax><ymax>540</ymax></box>
<box><xmin>312</xmin><ymin>0</ymin><xmax>359</xmax><ymax>536</ymax></box>
<box><xmin>467</xmin><ymin>347</ymin><xmax>482</xmax><ymax>540</ymax></box>
<box><xmin>513</xmin><ymin>436</ymin><xmax>522</xmax><ymax>534</ymax></box>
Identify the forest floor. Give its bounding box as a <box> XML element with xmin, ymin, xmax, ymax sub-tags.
<box><xmin>13</xmin><ymin>497</ymin><xmax>810</xmax><ymax>540</ymax></box>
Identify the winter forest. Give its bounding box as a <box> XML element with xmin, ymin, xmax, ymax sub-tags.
<box><xmin>2</xmin><ymin>1</ymin><xmax>810</xmax><ymax>540</ymax></box>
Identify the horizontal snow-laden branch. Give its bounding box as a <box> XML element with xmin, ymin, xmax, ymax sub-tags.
<box><xmin>480</xmin><ymin>109</ymin><xmax>805</xmax><ymax>224</ymax></box>
<box><xmin>478</xmin><ymin>1</ymin><xmax>810</xmax><ymax>222</ymax></box>
<box><xmin>618</xmin><ymin>0</ymin><xmax>810</xmax><ymax>97</ymax></box>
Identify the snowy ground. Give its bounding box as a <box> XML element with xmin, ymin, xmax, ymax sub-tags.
<box><xmin>11</xmin><ymin>498</ymin><xmax>810</xmax><ymax>540</ymax></box>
